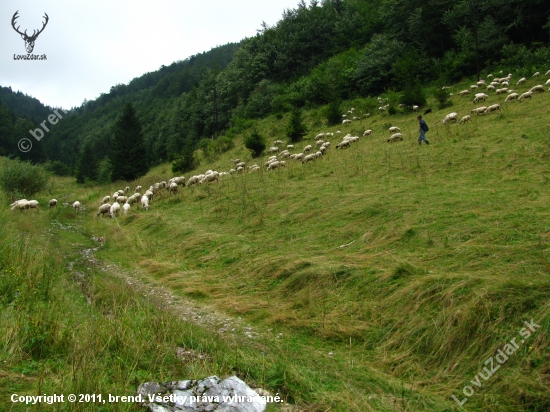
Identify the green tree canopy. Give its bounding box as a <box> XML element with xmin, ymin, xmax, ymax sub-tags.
<box><xmin>110</xmin><ymin>103</ymin><xmax>149</xmax><ymax>181</ymax></box>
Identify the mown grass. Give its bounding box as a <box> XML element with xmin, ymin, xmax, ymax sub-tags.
<box><xmin>2</xmin><ymin>72</ymin><xmax>550</xmax><ymax>411</ymax></box>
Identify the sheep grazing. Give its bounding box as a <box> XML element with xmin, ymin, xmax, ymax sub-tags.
<box><xmin>267</xmin><ymin>160</ymin><xmax>286</xmax><ymax>170</ymax></box>
<box><xmin>533</xmin><ymin>72</ymin><xmax>540</xmax><ymax>77</ymax></box>
<box><xmin>287</xmin><ymin>144</ymin><xmax>294</xmax><ymax>150</ymax></box>
<box><xmin>116</xmin><ymin>196</ymin><xmax>128</xmax><ymax>204</ymax></box>
<box><xmin>124</xmin><ymin>186</ymin><xmax>130</xmax><ymax>194</ymax></box>
<box><xmin>529</xmin><ymin>85</ymin><xmax>545</xmax><ymax>93</ymax></box>
<box><xmin>487</xmin><ymin>74</ymin><xmax>493</xmax><ymax>78</ymax></box>
<box><xmin>363</xmin><ymin>130</ymin><xmax>373</xmax><ymax>137</ymax></box>
<box><xmin>235</xmin><ymin>162</ymin><xmax>246</xmax><ymax>169</ymax></box>
<box><xmin>293</xmin><ymin>153</ymin><xmax>304</xmax><ymax>161</ymax></box>
<box><xmin>412</xmin><ymin>105</ymin><xmax>419</xmax><ymax>112</ymax></box>
<box><xmin>473</xmin><ymin>93</ymin><xmax>489</xmax><ymax>104</ymax></box>
<box><xmin>335</xmin><ymin>141</ymin><xmax>350</xmax><ymax>149</ymax></box>
<box><xmin>315</xmin><ymin>140</ymin><xmax>325</xmax><ymax>147</ymax></box>
<box><xmin>267</xmin><ymin>146</ymin><xmax>280</xmax><ymax>154</ymax></box>
<box><xmin>387</xmin><ymin>133</ymin><xmax>403</xmax><ymax>143</ymax></box>
<box><xmin>97</xmin><ymin>203</ymin><xmax>111</xmax><ymax>217</ymax></box>
<box><xmin>249</xmin><ymin>165</ymin><xmax>260</xmax><ymax>173</ymax></box>
<box><xmin>302</xmin><ymin>154</ymin><xmax>317</xmax><ymax>164</ymax></box>
<box><xmin>236</xmin><ymin>166</ymin><xmax>244</xmax><ymax>173</ymax></box>
<box><xmin>546</xmin><ymin>70</ymin><xmax>550</xmax><ymax>76</ymax></box>
<box><xmin>518</xmin><ymin>91</ymin><xmax>533</xmax><ymax>101</ymax></box>
<box><xmin>303</xmin><ymin>145</ymin><xmax>313</xmax><ymax>153</ymax></box>
<box><xmin>123</xmin><ymin>203</ymin><xmax>130</xmax><ymax>215</ymax></box>
<box><xmin>516</xmin><ymin>78</ymin><xmax>527</xmax><ymax>86</ymax></box>
<box><xmin>458</xmin><ymin>90</ymin><xmax>470</xmax><ymax>96</ymax></box>
<box><xmin>273</xmin><ymin>140</ymin><xmax>284</xmax><ymax>146</ymax></box>
<box><xmin>28</xmin><ymin>200</ymin><xmax>39</xmax><ymax>211</ymax></box>
<box><xmin>187</xmin><ymin>175</ymin><xmax>201</xmax><ymax>186</ymax></box>
<box><xmin>423</xmin><ymin>108</ymin><xmax>432</xmax><ymax>115</ymax></box>
<box><xmin>314</xmin><ymin>133</ymin><xmax>325</xmax><ymax>140</ymax></box>
<box><xmin>110</xmin><ymin>202</ymin><xmax>121</xmax><ymax>218</ymax></box>
<box><xmin>140</xmin><ymin>196</ymin><xmax>149</xmax><ymax>211</ymax></box>
<box><xmin>388</xmin><ymin>126</ymin><xmax>401</xmax><ymax>134</ymax></box>
<box><xmin>230</xmin><ymin>158</ymin><xmax>241</xmax><ymax>164</ymax></box>
<box><xmin>101</xmin><ymin>196</ymin><xmax>110</xmax><ymax>204</ymax></box>
<box><xmin>442</xmin><ymin>112</ymin><xmax>458</xmax><ymax>124</ymax></box>
<box><xmin>471</xmin><ymin>106</ymin><xmax>487</xmax><ymax>115</ymax></box>
<box><xmin>10</xmin><ymin>199</ymin><xmax>29</xmax><ymax>211</ymax></box>
<box><xmin>229</xmin><ymin>168</ymin><xmax>236</xmax><ymax>174</ymax></box>
<box><xmin>200</xmin><ymin>172</ymin><xmax>220</xmax><ymax>184</ymax></box>
<box><xmin>477</xmin><ymin>80</ymin><xmax>486</xmax><ymax>86</ymax></box>
<box><xmin>486</xmin><ymin>85</ymin><xmax>495</xmax><ymax>91</ymax></box>
<box><xmin>495</xmin><ymin>88</ymin><xmax>508</xmax><ymax>95</ymax></box>
<box><xmin>342</xmin><ymin>119</ymin><xmax>352</xmax><ymax>124</ymax></box>
<box><xmin>505</xmin><ymin>93</ymin><xmax>519</xmax><ymax>102</ymax></box>
<box><xmin>135</xmin><ymin>185</ymin><xmax>142</xmax><ymax>193</ymax></box>
<box><xmin>449</xmin><ymin>93</ymin><xmax>454</xmax><ymax>98</ymax></box>
<box><xmin>470</xmin><ymin>85</ymin><xmax>478</xmax><ymax>90</ymax></box>
<box><xmin>49</xmin><ymin>199</ymin><xmax>57</xmax><ymax>208</ymax></box>
<box><xmin>545</xmin><ymin>79</ymin><xmax>550</xmax><ymax>86</ymax></box>
<box><xmin>280</xmin><ymin>151</ymin><xmax>291</xmax><ymax>159</ymax></box>
<box><xmin>168</xmin><ymin>182</ymin><xmax>178</xmax><ymax>194</ymax></box>
<box><xmin>459</xmin><ymin>115</ymin><xmax>471</xmax><ymax>124</ymax></box>
<box><xmin>484</xmin><ymin>104</ymin><xmax>501</xmax><ymax>114</ymax></box>
<box><xmin>72</xmin><ymin>201</ymin><xmax>81</xmax><ymax>213</ymax></box>
<box><xmin>501</xmin><ymin>81</ymin><xmax>509</xmax><ymax>87</ymax></box>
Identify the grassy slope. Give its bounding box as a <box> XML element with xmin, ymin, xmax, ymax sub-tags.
<box><xmin>2</xmin><ymin>75</ymin><xmax>550</xmax><ymax>411</ymax></box>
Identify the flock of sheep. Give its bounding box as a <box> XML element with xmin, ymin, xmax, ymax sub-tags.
<box><xmin>439</xmin><ymin>70</ymin><xmax>549</xmax><ymax>126</ymax></box>
<box><xmin>8</xmin><ymin>70</ymin><xmax>549</xmax><ymax>216</ymax></box>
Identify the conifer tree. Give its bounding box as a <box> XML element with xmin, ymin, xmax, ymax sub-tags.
<box><xmin>75</xmin><ymin>141</ymin><xmax>97</xmax><ymax>183</ymax></box>
<box><xmin>286</xmin><ymin>107</ymin><xmax>307</xmax><ymax>143</ymax></box>
<box><xmin>110</xmin><ymin>103</ymin><xmax>148</xmax><ymax>181</ymax></box>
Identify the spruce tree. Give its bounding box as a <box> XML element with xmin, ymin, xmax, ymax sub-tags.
<box><xmin>75</xmin><ymin>141</ymin><xmax>97</xmax><ymax>183</ymax></box>
<box><xmin>110</xmin><ymin>103</ymin><xmax>149</xmax><ymax>181</ymax></box>
<box><xmin>286</xmin><ymin>107</ymin><xmax>308</xmax><ymax>143</ymax></box>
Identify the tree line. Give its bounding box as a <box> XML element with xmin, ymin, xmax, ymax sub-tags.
<box><xmin>1</xmin><ymin>0</ymin><xmax>549</xmax><ymax>182</ymax></box>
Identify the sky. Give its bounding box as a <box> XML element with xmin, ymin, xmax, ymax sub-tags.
<box><xmin>0</xmin><ymin>0</ymin><xmax>301</xmax><ymax>110</ymax></box>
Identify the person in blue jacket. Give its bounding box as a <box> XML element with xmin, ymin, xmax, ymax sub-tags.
<box><xmin>417</xmin><ymin>115</ymin><xmax>430</xmax><ymax>145</ymax></box>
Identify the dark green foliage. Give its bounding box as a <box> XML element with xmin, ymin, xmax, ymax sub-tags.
<box><xmin>0</xmin><ymin>158</ymin><xmax>50</xmax><ymax>201</ymax></box>
<box><xmin>244</xmin><ymin>131</ymin><xmax>266</xmax><ymax>158</ymax></box>
<box><xmin>286</xmin><ymin>108</ymin><xmax>308</xmax><ymax>143</ymax></box>
<box><xmin>110</xmin><ymin>103</ymin><xmax>149</xmax><ymax>182</ymax></box>
<box><xmin>97</xmin><ymin>158</ymin><xmax>114</xmax><ymax>184</ymax></box>
<box><xmin>43</xmin><ymin>160</ymin><xmax>70</xmax><ymax>176</ymax></box>
<box><xmin>400</xmin><ymin>84</ymin><xmax>427</xmax><ymax>108</ymax></box>
<box><xmin>172</xmin><ymin>141</ymin><xmax>199</xmax><ymax>174</ymax></box>
<box><xmin>434</xmin><ymin>88</ymin><xmax>453</xmax><ymax>110</ymax></box>
<box><xmin>324</xmin><ymin>100</ymin><xmax>342</xmax><ymax>126</ymax></box>
<box><xmin>388</xmin><ymin>106</ymin><xmax>397</xmax><ymax>115</ymax></box>
<box><xmin>75</xmin><ymin>141</ymin><xmax>97</xmax><ymax>183</ymax></box>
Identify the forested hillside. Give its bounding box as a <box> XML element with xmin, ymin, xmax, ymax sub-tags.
<box><xmin>1</xmin><ymin>0</ymin><xmax>550</xmax><ymax>182</ymax></box>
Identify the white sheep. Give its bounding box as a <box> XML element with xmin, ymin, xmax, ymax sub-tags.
<box><xmin>11</xmin><ymin>200</ymin><xmax>30</xmax><ymax>211</ymax></box>
<box><xmin>97</xmin><ymin>203</ymin><xmax>111</xmax><ymax>217</ymax></box>
<box><xmin>495</xmin><ymin>88</ymin><xmax>508</xmax><ymax>95</ymax></box>
<box><xmin>27</xmin><ymin>200</ymin><xmax>39</xmax><ymax>211</ymax></box>
<box><xmin>315</xmin><ymin>140</ymin><xmax>325</xmax><ymax>147</ymax></box>
<box><xmin>459</xmin><ymin>115</ymin><xmax>471</xmax><ymax>124</ymax></box>
<box><xmin>168</xmin><ymin>182</ymin><xmax>179</xmax><ymax>194</ymax></box>
<box><xmin>471</xmin><ymin>106</ymin><xmax>487</xmax><ymax>115</ymax></box>
<box><xmin>363</xmin><ymin>130</ymin><xmax>373</xmax><ymax>137</ymax></box>
<box><xmin>412</xmin><ymin>105</ymin><xmax>419</xmax><ymax>112</ymax></box>
<box><xmin>458</xmin><ymin>90</ymin><xmax>470</xmax><ymax>96</ymax></box>
<box><xmin>124</xmin><ymin>186</ymin><xmax>130</xmax><ymax>194</ymax></box>
<box><xmin>273</xmin><ymin>140</ymin><xmax>284</xmax><ymax>146</ymax></box>
<box><xmin>387</xmin><ymin>133</ymin><xmax>403</xmax><ymax>143</ymax></box>
<box><xmin>530</xmin><ymin>85</ymin><xmax>545</xmax><ymax>93</ymax></box>
<box><xmin>516</xmin><ymin>78</ymin><xmax>527</xmax><ymax>86</ymax></box>
<box><xmin>533</xmin><ymin>72</ymin><xmax>540</xmax><ymax>77</ymax></box>
<box><xmin>470</xmin><ymin>85</ymin><xmax>478</xmax><ymax>90</ymax></box>
<box><xmin>302</xmin><ymin>154</ymin><xmax>317</xmax><ymax>163</ymax></box>
<box><xmin>140</xmin><ymin>196</ymin><xmax>149</xmax><ymax>211</ymax></box>
<box><xmin>102</xmin><ymin>196</ymin><xmax>110</xmax><ymax>204</ymax></box>
<box><xmin>135</xmin><ymin>185</ymin><xmax>142</xmax><ymax>193</ymax></box>
<box><xmin>200</xmin><ymin>172</ymin><xmax>220</xmax><ymax>184</ymax></box>
<box><xmin>486</xmin><ymin>85</ymin><xmax>495</xmax><ymax>91</ymax></box>
<box><xmin>336</xmin><ymin>141</ymin><xmax>350</xmax><ymax>149</ymax></box>
<box><xmin>303</xmin><ymin>145</ymin><xmax>313</xmax><ymax>153</ymax></box>
<box><xmin>314</xmin><ymin>133</ymin><xmax>325</xmax><ymax>140</ymax></box>
<box><xmin>293</xmin><ymin>153</ymin><xmax>304</xmax><ymax>161</ymax></box>
<box><xmin>473</xmin><ymin>93</ymin><xmax>489</xmax><ymax>103</ymax></box>
<box><xmin>546</xmin><ymin>70</ymin><xmax>550</xmax><ymax>76</ymax></box>
<box><xmin>505</xmin><ymin>93</ymin><xmax>519</xmax><ymax>102</ymax></box>
<box><xmin>229</xmin><ymin>169</ymin><xmax>236</xmax><ymax>174</ymax></box>
<box><xmin>501</xmin><ymin>81</ymin><xmax>509</xmax><ymax>87</ymax></box>
<box><xmin>442</xmin><ymin>112</ymin><xmax>458</xmax><ymax>124</ymax></box>
<box><xmin>123</xmin><ymin>203</ymin><xmax>131</xmax><ymax>215</ymax></box>
<box><xmin>49</xmin><ymin>199</ymin><xmax>57</xmax><ymax>208</ymax></box>
<box><xmin>483</xmin><ymin>104</ymin><xmax>501</xmax><ymax>114</ymax></box>
<box><xmin>518</xmin><ymin>91</ymin><xmax>533</xmax><ymax>101</ymax></box>
<box><xmin>487</xmin><ymin>74</ymin><xmax>493</xmax><ymax>78</ymax></box>
<box><xmin>287</xmin><ymin>145</ymin><xmax>294</xmax><ymax>150</ymax></box>
<box><xmin>388</xmin><ymin>126</ymin><xmax>400</xmax><ymax>134</ymax></box>
<box><xmin>267</xmin><ymin>160</ymin><xmax>286</xmax><ymax>170</ymax></box>
<box><xmin>342</xmin><ymin>119</ymin><xmax>352</xmax><ymax>124</ymax></box>
<box><xmin>144</xmin><ymin>190</ymin><xmax>154</xmax><ymax>201</ymax></box>
<box><xmin>545</xmin><ymin>79</ymin><xmax>550</xmax><ymax>86</ymax></box>
<box><xmin>72</xmin><ymin>201</ymin><xmax>81</xmax><ymax>213</ymax></box>
<box><xmin>187</xmin><ymin>176</ymin><xmax>201</xmax><ymax>186</ymax></box>
<box><xmin>267</xmin><ymin>146</ymin><xmax>280</xmax><ymax>154</ymax></box>
<box><xmin>116</xmin><ymin>196</ymin><xmax>128</xmax><ymax>204</ymax></box>
<box><xmin>109</xmin><ymin>202</ymin><xmax>121</xmax><ymax>218</ymax></box>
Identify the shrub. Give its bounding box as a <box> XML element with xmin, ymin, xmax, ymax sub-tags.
<box><xmin>324</xmin><ymin>100</ymin><xmax>342</xmax><ymax>126</ymax></box>
<box><xmin>434</xmin><ymin>87</ymin><xmax>454</xmax><ymax>110</ymax></box>
<box><xmin>43</xmin><ymin>160</ymin><xmax>70</xmax><ymax>176</ymax></box>
<box><xmin>244</xmin><ymin>131</ymin><xmax>266</xmax><ymax>158</ymax></box>
<box><xmin>97</xmin><ymin>158</ymin><xmax>114</xmax><ymax>184</ymax></box>
<box><xmin>286</xmin><ymin>108</ymin><xmax>308</xmax><ymax>143</ymax></box>
<box><xmin>172</xmin><ymin>141</ymin><xmax>199</xmax><ymax>174</ymax></box>
<box><xmin>0</xmin><ymin>158</ymin><xmax>50</xmax><ymax>202</ymax></box>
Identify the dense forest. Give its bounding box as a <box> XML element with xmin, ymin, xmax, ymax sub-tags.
<box><xmin>1</xmin><ymin>0</ymin><xmax>550</xmax><ymax>181</ymax></box>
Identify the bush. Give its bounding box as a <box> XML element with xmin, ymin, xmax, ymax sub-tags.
<box><xmin>172</xmin><ymin>141</ymin><xmax>199</xmax><ymax>174</ymax></box>
<box><xmin>0</xmin><ymin>158</ymin><xmax>50</xmax><ymax>202</ymax></box>
<box><xmin>43</xmin><ymin>160</ymin><xmax>70</xmax><ymax>176</ymax></box>
<box><xmin>324</xmin><ymin>100</ymin><xmax>342</xmax><ymax>126</ymax></box>
<box><xmin>97</xmin><ymin>158</ymin><xmax>114</xmax><ymax>184</ymax></box>
<box><xmin>434</xmin><ymin>87</ymin><xmax>454</xmax><ymax>110</ymax></box>
<box><xmin>244</xmin><ymin>131</ymin><xmax>266</xmax><ymax>158</ymax></box>
<box><xmin>400</xmin><ymin>83</ymin><xmax>427</xmax><ymax>108</ymax></box>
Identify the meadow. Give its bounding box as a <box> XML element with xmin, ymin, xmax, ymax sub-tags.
<box><xmin>1</xmin><ymin>75</ymin><xmax>549</xmax><ymax>411</ymax></box>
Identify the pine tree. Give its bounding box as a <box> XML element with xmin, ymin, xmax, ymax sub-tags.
<box><xmin>75</xmin><ymin>141</ymin><xmax>97</xmax><ymax>183</ymax></box>
<box><xmin>286</xmin><ymin>107</ymin><xmax>308</xmax><ymax>143</ymax></box>
<box><xmin>110</xmin><ymin>103</ymin><xmax>149</xmax><ymax>181</ymax></box>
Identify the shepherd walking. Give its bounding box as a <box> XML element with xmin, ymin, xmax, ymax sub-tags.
<box><xmin>417</xmin><ymin>115</ymin><xmax>430</xmax><ymax>145</ymax></box>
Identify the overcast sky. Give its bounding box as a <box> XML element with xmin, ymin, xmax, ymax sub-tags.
<box><xmin>0</xmin><ymin>0</ymin><xmax>300</xmax><ymax>110</ymax></box>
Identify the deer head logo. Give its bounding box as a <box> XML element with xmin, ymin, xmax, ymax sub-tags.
<box><xmin>11</xmin><ymin>11</ymin><xmax>49</xmax><ymax>54</ymax></box>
